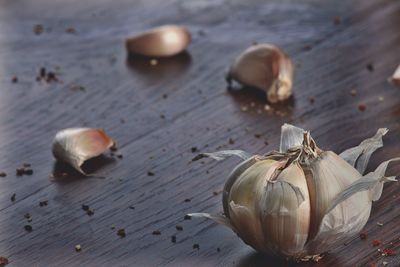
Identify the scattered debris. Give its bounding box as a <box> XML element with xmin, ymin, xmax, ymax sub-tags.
<box><xmin>191</xmin><ymin>154</ymin><xmax>205</xmax><ymax>161</ymax></box>
<box><xmin>302</xmin><ymin>44</ymin><xmax>312</xmax><ymax>51</ymax></box>
<box><xmin>82</xmin><ymin>204</ymin><xmax>94</xmax><ymax>216</ymax></box>
<box><xmin>350</xmin><ymin>89</ymin><xmax>357</xmax><ymax>96</ymax></box>
<box><xmin>117</xmin><ymin>228</ymin><xmax>126</xmax><ymax>238</ymax></box>
<box><xmin>16</xmin><ymin>164</ymin><xmax>33</xmax><ymax>176</ymax></box>
<box><xmin>24</xmin><ymin>225</ymin><xmax>33</xmax><ymax>232</ymax></box>
<box><xmin>70</xmin><ymin>85</ymin><xmax>86</xmax><ymax>92</ymax></box>
<box><xmin>372</xmin><ymin>240</ymin><xmax>381</xmax><ymax>247</ymax></box>
<box><xmin>358</xmin><ymin>104</ymin><xmax>366</xmax><ymax>112</ymax></box>
<box><xmin>377</xmin><ymin>222</ymin><xmax>384</xmax><ymax>227</ymax></box>
<box><xmin>39</xmin><ymin>200</ymin><xmax>48</xmax><ymax>207</ymax></box>
<box><xmin>24</xmin><ymin>213</ymin><xmax>32</xmax><ymax>222</ymax></box>
<box><xmin>40</xmin><ymin>67</ymin><xmax>46</xmax><ymax>78</ymax></box>
<box><xmin>75</xmin><ymin>244</ymin><xmax>81</xmax><ymax>252</ymax></box>
<box><xmin>171</xmin><ymin>235</ymin><xmax>177</xmax><ymax>243</ymax></box>
<box><xmin>33</xmin><ymin>24</ymin><xmax>44</xmax><ymax>35</ymax></box>
<box><xmin>359</xmin><ymin>232</ymin><xmax>367</xmax><ymax>240</ymax></box>
<box><xmin>66</xmin><ymin>27</ymin><xmax>76</xmax><ymax>34</ymax></box>
<box><xmin>150</xmin><ymin>59</ymin><xmax>158</xmax><ymax>66</ymax></box>
<box><xmin>0</xmin><ymin>256</ymin><xmax>9</xmax><ymax>266</ymax></box>
<box><xmin>333</xmin><ymin>16</ymin><xmax>341</xmax><ymax>25</ymax></box>
<box><xmin>383</xmin><ymin>248</ymin><xmax>396</xmax><ymax>256</ymax></box>
<box><xmin>264</xmin><ymin>104</ymin><xmax>272</xmax><ymax>111</ymax></box>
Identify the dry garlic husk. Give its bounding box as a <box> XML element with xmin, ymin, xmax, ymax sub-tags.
<box><xmin>126</xmin><ymin>25</ymin><xmax>191</xmax><ymax>57</ymax></box>
<box><xmin>389</xmin><ymin>64</ymin><xmax>400</xmax><ymax>87</ymax></box>
<box><xmin>52</xmin><ymin>128</ymin><xmax>115</xmax><ymax>174</ymax></box>
<box><xmin>189</xmin><ymin>124</ymin><xmax>399</xmax><ymax>261</ymax></box>
<box><xmin>227</xmin><ymin>43</ymin><xmax>294</xmax><ymax>103</ymax></box>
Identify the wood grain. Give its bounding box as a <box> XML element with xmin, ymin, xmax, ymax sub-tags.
<box><xmin>0</xmin><ymin>0</ymin><xmax>399</xmax><ymax>266</ymax></box>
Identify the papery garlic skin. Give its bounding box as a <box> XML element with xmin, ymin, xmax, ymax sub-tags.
<box><xmin>189</xmin><ymin>124</ymin><xmax>398</xmax><ymax>261</ymax></box>
<box><xmin>52</xmin><ymin>128</ymin><xmax>115</xmax><ymax>174</ymax></box>
<box><xmin>227</xmin><ymin>43</ymin><xmax>294</xmax><ymax>103</ymax></box>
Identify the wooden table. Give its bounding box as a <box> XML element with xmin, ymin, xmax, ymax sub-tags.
<box><xmin>0</xmin><ymin>0</ymin><xmax>399</xmax><ymax>266</ymax></box>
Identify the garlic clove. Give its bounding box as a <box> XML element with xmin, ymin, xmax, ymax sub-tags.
<box><xmin>339</xmin><ymin>128</ymin><xmax>388</xmax><ymax>174</ymax></box>
<box><xmin>389</xmin><ymin>64</ymin><xmax>400</xmax><ymax>87</ymax></box>
<box><xmin>306</xmin><ymin>151</ymin><xmax>364</xmax><ymax>241</ymax></box>
<box><xmin>305</xmin><ymin>192</ymin><xmax>372</xmax><ymax>254</ymax></box>
<box><xmin>126</xmin><ymin>25</ymin><xmax>191</xmax><ymax>57</ymax></box>
<box><xmin>259</xmin><ymin>162</ymin><xmax>310</xmax><ymax>256</ymax></box>
<box><xmin>223</xmin><ymin>156</ymin><xmax>260</xmax><ymax>217</ymax></box>
<box><xmin>306</xmin><ymin>158</ymin><xmax>399</xmax><ymax>254</ymax></box>
<box><xmin>227</xmin><ymin>43</ymin><xmax>294</xmax><ymax>103</ymax></box>
<box><xmin>52</xmin><ymin>128</ymin><xmax>115</xmax><ymax>174</ymax></box>
<box><xmin>228</xmin><ymin>159</ymin><xmax>282</xmax><ymax>252</ymax></box>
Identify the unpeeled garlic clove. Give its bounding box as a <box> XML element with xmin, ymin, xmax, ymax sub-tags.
<box><xmin>389</xmin><ymin>64</ymin><xmax>400</xmax><ymax>87</ymax></box>
<box><xmin>126</xmin><ymin>25</ymin><xmax>191</xmax><ymax>57</ymax></box>
<box><xmin>227</xmin><ymin>43</ymin><xmax>294</xmax><ymax>103</ymax></box>
<box><xmin>52</xmin><ymin>128</ymin><xmax>115</xmax><ymax>174</ymax></box>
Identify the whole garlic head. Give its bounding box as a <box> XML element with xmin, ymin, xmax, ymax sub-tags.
<box><xmin>227</xmin><ymin>43</ymin><xmax>294</xmax><ymax>103</ymax></box>
<box><xmin>189</xmin><ymin>124</ymin><xmax>398</xmax><ymax>261</ymax></box>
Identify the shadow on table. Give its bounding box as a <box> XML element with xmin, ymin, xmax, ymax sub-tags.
<box><xmin>51</xmin><ymin>155</ymin><xmax>116</xmax><ymax>183</ymax></box>
<box><xmin>235</xmin><ymin>252</ymin><xmax>339</xmax><ymax>267</ymax></box>
<box><xmin>126</xmin><ymin>51</ymin><xmax>192</xmax><ymax>80</ymax></box>
<box><xmin>227</xmin><ymin>85</ymin><xmax>295</xmax><ymax>117</ymax></box>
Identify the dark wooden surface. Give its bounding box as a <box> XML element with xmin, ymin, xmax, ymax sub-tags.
<box><xmin>0</xmin><ymin>0</ymin><xmax>400</xmax><ymax>266</ymax></box>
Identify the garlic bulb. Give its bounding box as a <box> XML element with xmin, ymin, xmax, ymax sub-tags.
<box><xmin>126</xmin><ymin>25</ymin><xmax>191</xmax><ymax>57</ymax></box>
<box><xmin>52</xmin><ymin>128</ymin><xmax>115</xmax><ymax>174</ymax></box>
<box><xmin>227</xmin><ymin>44</ymin><xmax>294</xmax><ymax>103</ymax></box>
<box><xmin>189</xmin><ymin>124</ymin><xmax>399</xmax><ymax>261</ymax></box>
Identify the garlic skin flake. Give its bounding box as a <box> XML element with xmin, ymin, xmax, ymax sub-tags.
<box><xmin>52</xmin><ymin>128</ymin><xmax>115</xmax><ymax>174</ymax></box>
<box><xmin>126</xmin><ymin>25</ymin><xmax>191</xmax><ymax>57</ymax></box>
<box><xmin>227</xmin><ymin>43</ymin><xmax>294</xmax><ymax>103</ymax></box>
<box><xmin>189</xmin><ymin>124</ymin><xmax>398</xmax><ymax>260</ymax></box>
